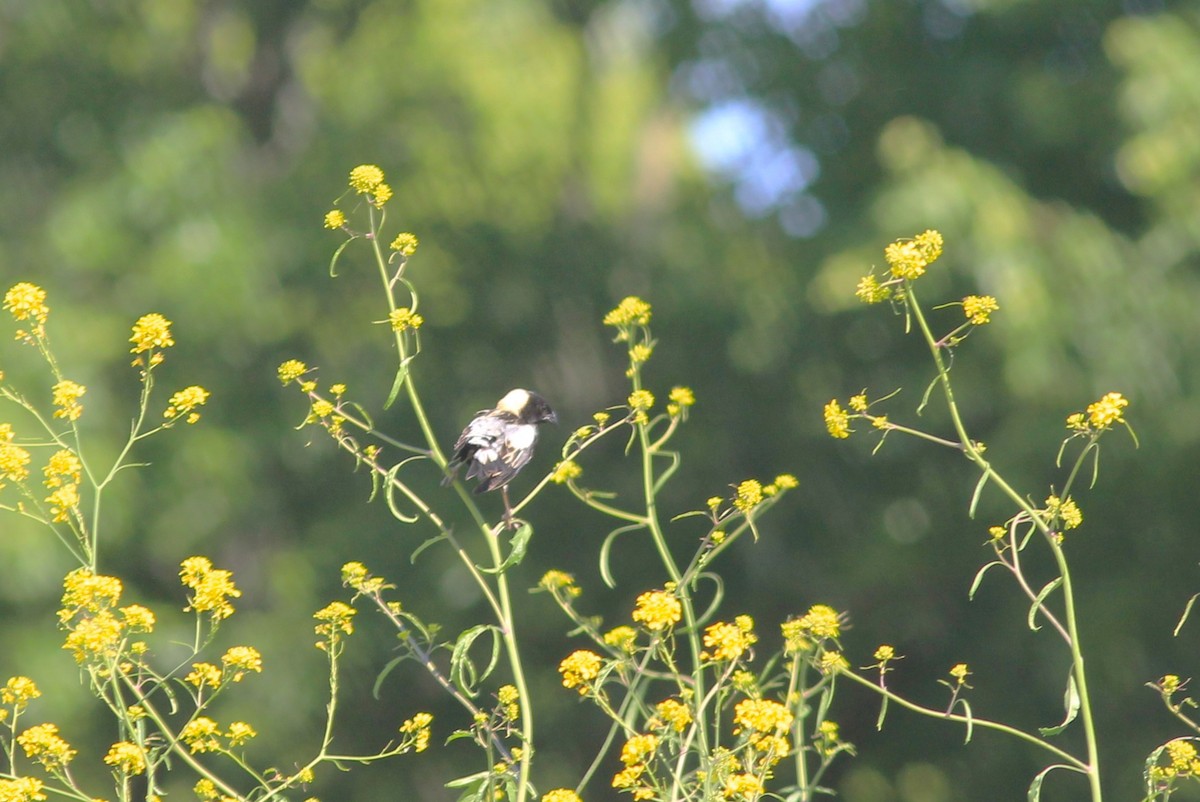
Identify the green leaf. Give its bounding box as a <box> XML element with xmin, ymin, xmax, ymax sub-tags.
<box><xmin>968</xmin><ymin>470</ymin><xmax>989</xmax><ymax>518</ymax></box>
<box><xmin>968</xmin><ymin>560</ymin><xmax>1005</xmax><ymax>600</ymax></box>
<box><xmin>1028</xmin><ymin>577</ymin><xmax>1063</xmax><ymax>632</ymax></box>
<box><xmin>1027</xmin><ymin>764</ymin><xmax>1081</xmax><ymax>802</ymax></box>
<box><xmin>411</xmin><ymin>531</ymin><xmax>449</xmax><ymax>564</ymax></box>
<box><xmin>478</xmin><ymin>523</ymin><xmax>532</xmax><ymax>574</ymax></box>
<box><xmin>1037</xmin><ymin>672</ymin><xmax>1079</xmax><ymax>736</ymax></box>
<box><xmin>1174</xmin><ymin>592</ymin><xmax>1200</xmax><ymax>637</ymax></box>
<box><xmin>328</xmin><ymin>235</ymin><xmax>355</xmax><ymax>277</ymax></box>
<box><xmin>600</xmin><ymin>523</ymin><xmax>646</xmax><ymax>588</ymax></box>
<box><xmin>875</xmin><ymin>694</ymin><xmax>889</xmax><ymax>731</ymax></box>
<box><xmin>383</xmin><ymin>463</ymin><xmax>419</xmax><ymax>524</ymax></box>
<box><xmin>450</xmin><ymin>625</ymin><xmax>501</xmax><ymax>698</ymax></box>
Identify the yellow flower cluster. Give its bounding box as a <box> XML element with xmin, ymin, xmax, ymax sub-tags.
<box><xmin>962</xmin><ymin>294</ymin><xmax>999</xmax><ymax>325</ymax></box>
<box><xmin>1045</xmin><ymin>494</ymin><xmax>1083</xmax><ymax>531</ymax></box>
<box><xmin>612</xmin><ymin>732</ymin><xmax>659</xmax><ymax>796</ymax></box>
<box><xmin>104</xmin><ymin>741</ymin><xmax>147</xmax><ymax>775</ymax></box>
<box><xmin>884</xmin><ymin>229</ymin><xmax>944</xmax><ymax>280</ymax></box>
<box><xmin>180</xmin><ymin>717</ymin><xmax>222</xmax><ymax>753</ymax></box>
<box><xmin>164</xmin><ymin>386</ymin><xmax>211</xmax><ymax>424</ymax></box>
<box><xmin>631</xmin><ymin>590</ymin><xmax>682</xmax><ymax>632</ymax></box>
<box><xmin>180</xmin><ymin>557</ymin><xmax>242</xmax><ymax>621</ymax></box>
<box><xmin>323</xmin><ymin>209</ymin><xmax>346</xmax><ymax>229</ymax></box>
<box><xmin>222</xmin><ymin>646</ymin><xmax>263</xmax><ymax>680</ymax></box>
<box><xmin>0</xmin><ymin>424</ymin><xmax>32</xmax><ymax>486</ymax></box>
<box><xmin>667</xmin><ymin>386</ymin><xmax>695</xmax><ymax>417</ymax></box>
<box><xmin>541</xmin><ymin>791</ymin><xmax>582</xmax><ymax>802</ymax></box>
<box><xmin>4</xmin><ymin>283</ymin><xmax>50</xmax><ymax>325</ymax></box>
<box><xmin>342</xmin><ymin>561</ymin><xmax>386</xmax><ymax>594</ymax></box>
<box><xmin>348</xmin><ymin>164</ymin><xmax>392</xmax><ymax>208</ymax></box>
<box><xmin>550</xmin><ymin>460</ymin><xmax>582</xmax><ymax>484</ymax></box>
<box><xmin>51</xmin><ymin>380</ymin><xmax>86</xmax><ymax>421</ymax></box>
<box><xmin>723</xmin><ymin>773</ymin><xmax>764</xmax><ymax>800</ymax></box>
<box><xmin>733</xmin><ymin>698</ymin><xmax>793</xmax><ymax>737</ymax></box>
<box><xmin>652</xmin><ymin>698</ymin><xmax>692</xmax><ymax>733</ymax></box>
<box><xmin>497</xmin><ymin>684</ymin><xmax>520</xmax><ymax>721</ymax></box>
<box><xmin>701</xmin><ymin>617</ymin><xmax>757</xmax><ymax>662</ymax></box>
<box><xmin>781</xmin><ymin>604</ymin><xmax>843</xmax><ymax>655</ymax></box>
<box><xmin>390</xmin><ymin>232</ymin><xmax>419</xmax><ymax>256</ymax></box>
<box><xmin>313</xmin><ymin>601</ymin><xmax>356</xmax><ymax>648</ymax></box>
<box><xmin>732</xmin><ymin>480</ymin><xmax>763</xmax><ymax>513</ymax></box>
<box><xmin>603</xmin><ymin>296</ymin><xmax>652</xmax><ymax>328</ymax></box>
<box><xmin>129</xmin><ymin>313</ymin><xmax>175</xmax><ymax>355</ymax></box>
<box><xmin>389</xmin><ymin>307</ymin><xmax>424</xmax><ymax>332</ymax></box>
<box><xmin>0</xmin><ymin>776</ymin><xmax>45</xmax><ymax>802</ymax></box>
<box><xmin>277</xmin><ymin>359</ymin><xmax>309</xmax><ymax>384</ymax></box>
<box><xmin>43</xmin><ymin>448</ymin><xmax>82</xmax><ymax>524</ymax></box>
<box><xmin>58</xmin><ymin>568</ymin><xmax>155</xmax><ymax>664</ymax></box>
<box><xmin>558</xmin><ymin>650</ymin><xmax>603</xmax><ymax>695</ymax></box>
<box><xmin>949</xmin><ymin>663</ymin><xmax>971</xmax><ymax>685</ymax></box>
<box><xmin>602</xmin><ymin>625</ymin><xmax>637</xmax><ymax>653</ymax></box>
<box><xmin>400</xmin><ymin>713</ymin><xmax>434</xmax><ymax>753</ymax></box>
<box><xmin>18</xmin><ymin>723</ymin><xmax>76</xmax><ymax>771</ymax></box>
<box><xmin>1</xmin><ymin>676</ymin><xmax>41</xmax><ymax>710</ymax></box>
<box><xmin>538</xmin><ymin>570</ymin><xmax>581</xmax><ymax>596</ymax></box>
<box><xmin>823</xmin><ymin>399</ymin><xmax>850</xmax><ymax>439</ymax></box>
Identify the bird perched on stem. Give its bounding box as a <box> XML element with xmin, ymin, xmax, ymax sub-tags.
<box><xmin>444</xmin><ymin>389</ymin><xmax>557</xmax><ymax>525</ymax></box>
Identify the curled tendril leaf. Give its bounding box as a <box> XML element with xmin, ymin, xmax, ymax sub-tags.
<box><xmin>450</xmin><ymin>625</ymin><xmax>502</xmax><ymax>699</ymax></box>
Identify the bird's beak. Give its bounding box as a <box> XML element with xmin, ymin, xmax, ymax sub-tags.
<box><xmin>545</xmin><ymin>411</ymin><xmax>558</xmax><ymax>425</ymax></box>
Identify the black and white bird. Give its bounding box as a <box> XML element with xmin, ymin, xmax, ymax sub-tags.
<box><xmin>444</xmin><ymin>389</ymin><xmax>557</xmax><ymax>521</ymax></box>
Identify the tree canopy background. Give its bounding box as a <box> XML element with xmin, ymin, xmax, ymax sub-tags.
<box><xmin>2</xmin><ymin>0</ymin><xmax>1199</xmax><ymax>799</ymax></box>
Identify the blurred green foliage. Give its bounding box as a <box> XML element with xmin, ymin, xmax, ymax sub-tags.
<box><xmin>2</xmin><ymin>0</ymin><xmax>1200</xmax><ymax>799</ymax></box>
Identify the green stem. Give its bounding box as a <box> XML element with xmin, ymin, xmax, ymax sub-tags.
<box><xmin>906</xmin><ymin>284</ymin><xmax>1102</xmax><ymax>801</ymax></box>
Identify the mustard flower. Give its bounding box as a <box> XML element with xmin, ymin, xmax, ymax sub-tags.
<box><xmin>603</xmin><ymin>296</ymin><xmax>652</xmax><ymax>327</ymax></box>
<box><xmin>0</xmin><ymin>433</ymin><xmax>31</xmax><ymax>485</ymax></box>
<box><xmin>782</xmin><ymin>615</ymin><xmax>814</xmax><ymax>655</ymax></box>
<box><xmin>538</xmin><ymin>570</ymin><xmax>579</xmax><ymax>594</ymax></box>
<box><xmin>733</xmin><ymin>479</ymin><xmax>763</xmax><ymax>513</ymax></box>
<box><xmin>550</xmin><ymin>460</ymin><xmax>582</xmax><ymax>484</ymax></box>
<box><xmin>541</xmin><ymin>791</ymin><xmax>583</xmax><ymax>802</ymax></box>
<box><xmin>723</xmin><ymin>773</ymin><xmax>764</xmax><ymax>800</ymax></box>
<box><xmin>497</xmin><ymin>684</ymin><xmax>520</xmax><ymax>720</ymax></box>
<box><xmin>702</xmin><ymin>618</ymin><xmax>758</xmax><ymax>662</ymax></box>
<box><xmin>45</xmin><ymin>484</ymin><xmax>80</xmax><ymax>523</ymax></box>
<box><xmin>62</xmin><ymin>611</ymin><xmax>123</xmax><ymax>663</ymax></box>
<box><xmin>1161</xmin><ymin>675</ymin><xmax>1182</xmax><ymax>696</ymax></box>
<box><xmin>51</xmin><ymin>380</ymin><xmax>86</xmax><ymax>421</ymax></box>
<box><xmin>4</xmin><ymin>283</ymin><xmax>49</xmax><ymax>324</ymax></box>
<box><xmin>222</xmin><ymin>646</ymin><xmax>263</xmax><ymax>680</ymax></box>
<box><xmin>120</xmin><ymin>604</ymin><xmax>155</xmax><ymax>633</ymax></box>
<box><xmin>824</xmin><ymin>399</ymin><xmax>851</xmax><ymax>439</ymax></box>
<box><xmin>371</xmin><ymin>182</ymin><xmax>393</xmax><ymax>206</ymax></box>
<box><xmin>949</xmin><ymin>663</ymin><xmax>971</xmax><ymax>685</ymax></box>
<box><xmin>667</xmin><ymin>386</ymin><xmax>695</xmax><ymax>417</ymax></box>
<box><xmin>179</xmin><ymin>557</ymin><xmax>242</xmax><ymax>621</ymax></box>
<box><xmin>59</xmin><ymin>568</ymin><xmax>123</xmax><ymax>614</ymax></box>
<box><xmin>277</xmin><ymin>359</ymin><xmax>309</xmax><ymax>384</ymax></box>
<box><xmin>855</xmin><ymin>273</ymin><xmax>891</xmax><ymax>304</ymax></box>
<box><xmin>104</xmin><ymin>741</ymin><xmax>146</xmax><ymax>775</ymax></box>
<box><xmin>400</xmin><ymin>712</ymin><xmax>433</xmax><ymax>752</ymax></box>
<box><xmin>602</xmin><ymin>625</ymin><xmax>638</xmax><ymax>653</ymax></box>
<box><xmin>390</xmin><ymin>232</ymin><xmax>420</xmax><ymax>255</ymax></box>
<box><xmin>180</xmin><ymin>718</ymin><xmax>221</xmax><ymax>753</ymax></box>
<box><xmin>185</xmin><ymin>663</ymin><xmax>222</xmax><ymax>689</ymax></box>
<box><xmin>629</xmin><ymin>344</ymin><xmax>653</xmax><ymax>364</ymax></box>
<box><xmin>558</xmin><ymin>650</ymin><xmax>603</xmax><ymax>694</ymax></box>
<box><xmin>1</xmin><ymin>677</ymin><xmax>40</xmax><ymax>709</ymax></box>
<box><xmin>733</xmin><ymin>698</ymin><xmax>794</xmax><ymax>734</ymax></box>
<box><xmin>654</xmin><ymin>698</ymin><xmax>692</xmax><ymax>732</ymax></box>
<box><xmin>389</xmin><ymin>307</ymin><xmax>423</xmax><ymax>331</ymax></box>
<box><xmin>1087</xmin><ymin>391</ymin><xmax>1129</xmax><ymax>429</ymax></box>
<box><xmin>1046</xmin><ymin>494</ymin><xmax>1083</xmax><ymax>530</ymax></box>
<box><xmin>620</xmin><ymin>733</ymin><xmax>659</xmax><ymax>766</ymax></box>
<box><xmin>18</xmin><ymin>723</ymin><xmax>76</xmax><ymax>770</ymax></box>
<box><xmin>773</xmin><ymin>473</ymin><xmax>798</xmax><ymax>490</ymax></box>
<box><xmin>962</xmin><ymin>295</ymin><xmax>999</xmax><ymax>325</ymax></box>
<box><xmin>226</xmin><ymin>721</ymin><xmax>257</xmax><ymax>747</ymax></box>
<box><xmin>323</xmin><ymin>210</ymin><xmax>346</xmax><ymax>229</ymax></box>
<box><xmin>348</xmin><ymin>164</ymin><xmax>385</xmax><ymax>193</ymax></box>
<box><xmin>627</xmin><ymin>389</ymin><xmax>654</xmax><ymax>412</ymax></box>
<box><xmin>631</xmin><ymin>590</ymin><xmax>682</xmax><ymax>632</ymax></box>
<box><xmin>799</xmin><ymin>604</ymin><xmax>842</xmax><ymax>639</ymax></box>
<box><xmin>129</xmin><ymin>313</ymin><xmax>174</xmax><ymax>354</ymax></box>
<box><xmin>1166</xmin><ymin>739</ymin><xmax>1197</xmax><ymax>772</ymax></box>
<box><xmin>884</xmin><ymin>229</ymin><xmax>944</xmax><ymax>281</ymax></box>
<box><xmin>817</xmin><ymin>650</ymin><xmax>849</xmax><ymax>674</ymax></box>
<box><xmin>593</xmin><ymin>411</ymin><xmax>611</xmax><ymax>427</ymax></box>
<box><xmin>42</xmin><ymin>450</ymin><xmax>81</xmax><ymax>488</ymax></box>
<box><xmin>342</xmin><ymin>561</ymin><xmax>385</xmax><ymax>594</ymax></box>
<box><xmin>0</xmin><ymin>777</ymin><xmax>45</xmax><ymax>802</ymax></box>
<box><xmin>314</xmin><ymin>601</ymin><xmax>356</xmax><ymax>645</ymax></box>
<box><xmin>164</xmin><ymin>386</ymin><xmax>210</xmax><ymax>423</ymax></box>
<box><xmin>873</xmin><ymin>644</ymin><xmax>896</xmax><ymax>662</ymax></box>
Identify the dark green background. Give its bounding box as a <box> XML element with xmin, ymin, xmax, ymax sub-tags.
<box><xmin>2</xmin><ymin>0</ymin><xmax>1198</xmax><ymax>799</ymax></box>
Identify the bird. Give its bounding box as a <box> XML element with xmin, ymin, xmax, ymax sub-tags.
<box><xmin>444</xmin><ymin>389</ymin><xmax>557</xmax><ymax>523</ymax></box>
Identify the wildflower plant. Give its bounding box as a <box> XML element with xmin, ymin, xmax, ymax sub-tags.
<box><xmin>826</xmin><ymin>230</ymin><xmax>1142</xmax><ymax>801</ymax></box>
<box><xmin>0</xmin><ymin>274</ymin><xmax>428</xmax><ymax>801</ymax></box>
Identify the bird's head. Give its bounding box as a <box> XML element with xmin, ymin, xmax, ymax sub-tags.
<box><xmin>497</xmin><ymin>388</ymin><xmax>557</xmax><ymax>426</ymax></box>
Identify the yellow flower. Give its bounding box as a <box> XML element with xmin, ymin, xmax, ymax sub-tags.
<box><xmin>1161</xmin><ymin>675</ymin><xmax>1182</xmax><ymax>695</ymax></box>
<box><xmin>884</xmin><ymin>230</ymin><xmax>943</xmax><ymax>281</ymax></box>
<box><xmin>180</xmin><ymin>718</ymin><xmax>221</xmax><ymax>753</ymax></box>
<box><xmin>603</xmin><ymin>297</ymin><xmax>652</xmax><ymax>327</ymax></box>
<box><xmin>620</xmin><ymin>733</ymin><xmax>659</xmax><ymax>765</ymax></box>
<box><xmin>817</xmin><ymin>650</ymin><xmax>849</xmax><ymax>674</ymax></box>
<box><xmin>0</xmin><ymin>777</ymin><xmax>45</xmax><ymax>802</ymax></box>
<box><xmin>1167</xmin><ymin>739</ymin><xmax>1197</xmax><ymax>771</ymax></box>
<box><xmin>1045</xmin><ymin>494</ymin><xmax>1083</xmax><ymax>530</ymax></box>
<box><xmin>323</xmin><ymin>210</ymin><xmax>346</xmax><ymax>229</ymax></box>
<box><xmin>1086</xmin><ymin>391</ymin><xmax>1129</xmax><ymax>429</ymax></box>
<box><xmin>120</xmin><ymin>604</ymin><xmax>155</xmax><ymax>633</ymax></box>
<box><xmin>773</xmin><ymin>473</ymin><xmax>798</xmax><ymax>490</ymax></box>
<box><xmin>185</xmin><ymin>663</ymin><xmax>222</xmax><ymax>689</ymax></box>
<box><xmin>723</xmin><ymin>773</ymin><xmax>764</xmax><ymax>800</ymax></box>
<box><xmin>1</xmin><ymin>677</ymin><xmax>40</xmax><ymax>709</ymax></box>
<box><xmin>733</xmin><ymin>698</ymin><xmax>793</xmax><ymax>734</ymax></box>
<box><xmin>631</xmin><ymin>590</ymin><xmax>682</xmax><ymax>632</ymax></box>
<box><xmin>348</xmin><ymin>164</ymin><xmax>385</xmax><ymax>193</ymax></box>
<box><xmin>824</xmin><ymin>400</ymin><xmax>851</xmax><ymax>439</ymax></box>
<box><xmin>51</xmin><ymin>380</ymin><xmax>86</xmax><ymax>421</ymax></box>
<box><xmin>627</xmin><ymin>390</ymin><xmax>654</xmax><ymax>412</ymax></box>
<box><xmin>60</xmin><ymin>568</ymin><xmax>123</xmax><ymax>613</ymax></box>
<box><xmin>42</xmin><ymin>450</ymin><xmax>81</xmax><ymax>488</ymax></box>
<box><xmin>222</xmin><ymin>646</ymin><xmax>263</xmax><ymax>680</ymax></box>
<box><xmin>962</xmin><ymin>295</ymin><xmax>999</xmax><ymax>325</ymax></box>
<box><xmin>949</xmin><ymin>663</ymin><xmax>971</xmax><ymax>684</ymax></box>
<box><xmin>18</xmin><ymin>723</ymin><xmax>76</xmax><ymax>770</ymax></box>
<box><xmin>342</xmin><ymin>561</ymin><xmax>385</xmax><ymax>593</ymax></box>
<box><xmin>389</xmin><ymin>307</ymin><xmax>424</xmax><ymax>331</ymax></box>
<box><xmin>104</xmin><ymin>742</ymin><xmax>146</xmax><ymax>775</ymax></box>
<box><xmin>371</xmin><ymin>182</ymin><xmax>393</xmax><ymax>206</ymax></box>
<box><xmin>179</xmin><ymin>557</ymin><xmax>242</xmax><ymax>621</ymax></box>
<box><xmin>4</xmin><ymin>283</ymin><xmax>49</xmax><ymax>324</ymax></box>
<box><xmin>0</xmin><ymin>437</ymin><xmax>31</xmax><ymax>484</ymax></box>
<box><xmin>400</xmin><ymin>712</ymin><xmax>433</xmax><ymax>753</ymax></box>
<box><xmin>550</xmin><ymin>460</ymin><xmax>582</xmax><ymax>484</ymax></box>
<box><xmin>602</xmin><ymin>625</ymin><xmax>637</xmax><ymax>652</ymax></box>
<box><xmin>164</xmin><ymin>386</ymin><xmax>210</xmax><ymax>423</ymax></box>
<box><xmin>629</xmin><ymin>344</ymin><xmax>653</xmax><ymax>365</ymax></box>
<box><xmin>799</xmin><ymin>604</ymin><xmax>841</xmax><ymax>639</ymax></box>
<box><xmin>45</xmin><ymin>484</ymin><xmax>80</xmax><ymax>523</ymax></box>
<box><xmin>226</xmin><ymin>721</ymin><xmax>257</xmax><ymax>747</ymax></box>
<box><xmin>277</xmin><ymin>359</ymin><xmax>309</xmax><ymax>384</ymax></box>
<box><xmin>558</xmin><ymin>650</ymin><xmax>603</xmax><ymax>694</ymax></box>
<box><xmin>733</xmin><ymin>479</ymin><xmax>763</xmax><ymax>513</ymax></box>
<box><xmin>129</xmin><ymin>313</ymin><xmax>174</xmax><ymax>354</ymax></box>
<box><xmin>654</xmin><ymin>699</ymin><xmax>692</xmax><ymax>732</ymax></box>
<box><xmin>541</xmin><ymin>791</ymin><xmax>582</xmax><ymax>802</ymax></box>
<box><xmin>855</xmin><ymin>273</ymin><xmax>891</xmax><ymax>304</ymax></box>
<box><xmin>538</xmin><ymin>570</ymin><xmax>579</xmax><ymax>594</ymax></box>
<box><xmin>873</xmin><ymin>644</ymin><xmax>896</xmax><ymax>662</ymax></box>
<box><xmin>702</xmin><ymin>619</ymin><xmax>758</xmax><ymax>662</ymax></box>
<box><xmin>313</xmin><ymin>601</ymin><xmax>356</xmax><ymax>645</ymax></box>
<box><xmin>389</xmin><ymin>233</ymin><xmax>420</xmax><ymax>256</ymax></box>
